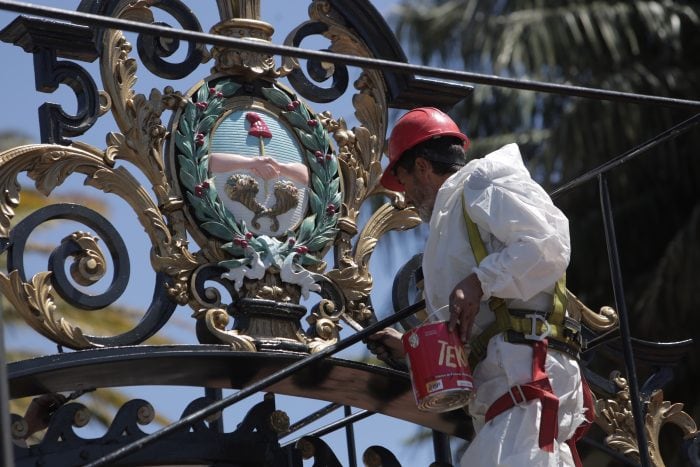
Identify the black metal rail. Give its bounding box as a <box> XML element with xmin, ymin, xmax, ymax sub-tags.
<box><xmin>0</xmin><ymin>0</ymin><xmax>699</xmax><ymax>110</ymax></box>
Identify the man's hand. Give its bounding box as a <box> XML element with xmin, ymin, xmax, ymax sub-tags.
<box><xmin>366</xmin><ymin>327</ymin><xmax>405</xmax><ymax>364</ymax></box>
<box><xmin>449</xmin><ymin>273</ymin><xmax>483</xmax><ymax>343</ymax></box>
<box><xmin>24</xmin><ymin>393</ymin><xmax>67</xmax><ymax>437</ymax></box>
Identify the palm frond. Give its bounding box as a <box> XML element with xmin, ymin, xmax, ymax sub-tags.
<box><xmin>395</xmin><ymin>0</ymin><xmax>700</xmax><ymax>80</ymax></box>
<box><xmin>633</xmin><ymin>202</ymin><xmax>700</xmax><ymax>338</ymax></box>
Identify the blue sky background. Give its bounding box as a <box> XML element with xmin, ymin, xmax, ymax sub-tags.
<box><xmin>0</xmin><ymin>1</ymin><xmax>452</xmax><ymax>465</ymax></box>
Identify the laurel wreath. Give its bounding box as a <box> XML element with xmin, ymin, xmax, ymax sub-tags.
<box><xmin>175</xmin><ymin>78</ymin><xmax>340</xmax><ymax>271</ymax></box>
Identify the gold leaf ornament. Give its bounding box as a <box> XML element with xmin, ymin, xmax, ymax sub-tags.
<box><xmin>204</xmin><ymin>308</ymin><xmax>256</xmax><ymax>351</ymax></box>
<box><xmin>0</xmin><ymin>271</ymin><xmax>93</xmax><ymax>349</ymax></box>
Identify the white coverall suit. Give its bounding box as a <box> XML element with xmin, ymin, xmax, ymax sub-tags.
<box><xmin>423</xmin><ymin>144</ymin><xmax>588</xmax><ymax>466</ymax></box>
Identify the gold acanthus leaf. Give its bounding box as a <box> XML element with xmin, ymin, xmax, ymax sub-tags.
<box><xmin>101</xmin><ymin>16</ymin><xmax>172</xmax><ymax>196</ymax></box>
<box><xmin>102</xmin><ymin>32</ymin><xmax>138</xmax><ymax>133</ymax></box>
<box><xmin>325</xmin><ymin>267</ymin><xmax>372</xmax><ymax>302</ymax></box>
<box><xmin>104</xmin><ymin>89</ymin><xmax>170</xmax><ymax>199</ymax></box>
<box><xmin>150</xmin><ymin>244</ymin><xmax>200</xmax><ymax>276</ymax></box>
<box><xmin>354</xmin><ymin>204</ymin><xmax>421</xmax><ymax>269</ymax></box>
<box><xmin>645</xmin><ymin>389</ymin><xmax>698</xmax><ymax>466</ymax></box>
<box><xmin>27</xmin><ymin>147</ymin><xmax>103</xmax><ymax>197</ymax></box>
<box><xmin>592</xmin><ymin>372</ymin><xmax>700</xmax><ymax>466</ymax></box>
<box><xmin>124</xmin><ymin>90</ymin><xmax>168</xmax><ymax>170</ymax></box>
<box><xmin>308</xmin><ymin>0</ymin><xmax>387</xmax><ymax>164</ymax></box>
<box><xmin>0</xmin><ymin>271</ymin><xmax>93</xmax><ymax>349</ymax></box>
<box><xmin>325</xmin><ymin>205</ymin><xmax>419</xmax><ymax>306</ymax></box>
<box><xmin>105</xmin><ymin>132</ymin><xmax>127</xmax><ymax>166</ymax></box>
<box><xmin>354</xmin><ymin>126</ymin><xmax>380</xmax><ymax>174</ymax></box>
<box><xmin>204</xmin><ymin>308</ymin><xmax>257</xmax><ymax>351</ymax></box>
<box><xmin>84</xmin><ymin>166</ymin><xmax>175</xmax><ymax>258</ymax></box>
<box><xmin>0</xmin><ymin>144</ymin><xmax>103</xmax><ymax>238</ymax></box>
<box><xmin>352</xmin><ymin>76</ymin><xmax>386</xmax><ymax>152</ymax></box>
<box><xmin>150</xmin><ymin>244</ymin><xmax>202</xmax><ymax>306</ymax></box>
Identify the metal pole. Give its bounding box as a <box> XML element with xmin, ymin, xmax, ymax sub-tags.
<box><xmin>83</xmin><ymin>300</ymin><xmax>423</xmax><ymax>467</ymax></box>
<box><xmin>1</xmin><ymin>1</ymin><xmax>700</xmax><ymax>110</ymax></box>
<box><xmin>204</xmin><ymin>387</ymin><xmax>224</xmax><ymax>432</ymax></box>
<box><xmin>1</xmin><ymin>298</ymin><xmax>16</xmax><ymax>467</ymax></box>
<box><xmin>432</xmin><ymin>431</ymin><xmax>452</xmax><ymax>466</ymax></box>
<box><xmin>599</xmin><ymin>174</ymin><xmax>651</xmax><ymax>467</ymax></box>
<box><xmin>283</xmin><ymin>410</ymin><xmax>373</xmax><ymax>447</ymax></box>
<box><xmin>344</xmin><ymin>405</ymin><xmax>358</xmax><ymax>467</ymax></box>
<box><xmin>283</xmin><ymin>403</ymin><xmax>341</xmax><ymax>437</ymax></box>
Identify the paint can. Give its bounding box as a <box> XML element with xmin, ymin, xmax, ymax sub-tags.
<box><xmin>402</xmin><ymin>321</ymin><xmax>473</xmax><ymax>412</ymax></box>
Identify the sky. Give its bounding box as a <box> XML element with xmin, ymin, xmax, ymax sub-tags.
<box><xmin>0</xmin><ymin>1</ymin><xmax>456</xmax><ymax>466</ymax></box>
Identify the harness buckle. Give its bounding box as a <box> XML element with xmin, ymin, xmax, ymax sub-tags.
<box><xmin>524</xmin><ymin>313</ymin><xmax>551</xmax><ymax>341</ymax></box>
<box><xmin>508</xmin><ymin>385</ymin><xmax>528</xmax><ymax>408</ymax></box>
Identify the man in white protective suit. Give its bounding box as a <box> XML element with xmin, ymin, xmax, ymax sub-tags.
<box><xmin>368</xmin><ymin>107</ymin><xmax>594</xmax><ymax>467</ymax></box>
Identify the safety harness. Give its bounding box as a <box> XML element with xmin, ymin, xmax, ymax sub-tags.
<box><xmin>462</xmin><ymin>198</ymin><xmax>594</xmax><ymax>464</ymax></box>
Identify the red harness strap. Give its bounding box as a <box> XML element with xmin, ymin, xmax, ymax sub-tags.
<box><xmin>483</xmin><ymin>339</ymin><xmax>595</xmax><ymax>466</ymax></box>
<box><xmin>484</xmin><ymin>339</ymin><xmax>559</xmax><ymax>452</ymax></box>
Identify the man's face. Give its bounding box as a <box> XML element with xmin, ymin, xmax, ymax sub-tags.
<box><xmin>395</xmin><ymin>164</ymin><xmax>437</xmax><ymax>222</ymax></box>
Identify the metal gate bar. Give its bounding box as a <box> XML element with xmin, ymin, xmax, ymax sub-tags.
<box><xmin>432</xmin><ymin>431</ymin><xmax>452</xmax><ymax>465</ymax></box>
<box><xmin>344</xmin><ymin>405</ymin><xmax>358</xmax><ymax>467</ymax></box>
<box><xmin>283</xmin><ymin>410</ymin><xmax>373</xmax><ymax>447</ymax></box>
<box><xmin>599</xmin><ymin>174</ymin><xmax>651</xmax><ymax>467</ymax></box>
<box><xmin>1</xmin><ymin>299</ymin><xmax>16</xmax><ymax>467</ymax></box>
<box><xmin>284</xmin><ymin>402</ymin><xmax>342</xmax><ymax>437</ymax></box>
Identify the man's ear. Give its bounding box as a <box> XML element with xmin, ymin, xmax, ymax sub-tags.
<box><xmin>414</xmin><ymin>157</ymin><xmax>432</xmax><ymax>176</ymax></box>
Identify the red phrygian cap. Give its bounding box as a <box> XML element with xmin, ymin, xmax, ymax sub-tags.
<box><xmin>246</xmin><ymin>112</ymin><xmax>272</xmax><ymax>138</ymax></box>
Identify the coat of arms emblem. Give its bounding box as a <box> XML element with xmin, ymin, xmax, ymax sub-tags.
<box><xmin>170</xmin><ymin>79</ymin><xmax>340</xmax><ymax>302</ymax></box>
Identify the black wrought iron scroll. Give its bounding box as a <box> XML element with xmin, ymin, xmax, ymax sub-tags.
<box><xmin>284</xmin><ymin>21</ymin><xmax>349</xmax><ymax>104</ymax></box>
<box><xmin>6</xmin><ymin>203</ymin><xmax>176</xmax><ymax>347</ymax></box>
<box><xmin>12</xmin><ymin>395</ymin><xmax>297</xmax><ymax>467</ymax></box>
<box><xmin>78</xmin><ymin>0</ymin><xmax>207</xmax><ymax>80</ymax></box>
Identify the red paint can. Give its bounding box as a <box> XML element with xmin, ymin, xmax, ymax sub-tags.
<box><xmin>402</xmin><ymin>321</ymin><xmax>473</xmax><ymax>412</ymax></box>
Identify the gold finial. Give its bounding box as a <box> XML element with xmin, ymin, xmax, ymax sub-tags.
<box><xmin>216</xmin><ymin>0</ymin><xmax>261</xmax><ymax>21</ymax></box>
<box><xmin>210</xmin><ymin>0</ymin><xmax>277</xmax><ymax>79</ymax></box>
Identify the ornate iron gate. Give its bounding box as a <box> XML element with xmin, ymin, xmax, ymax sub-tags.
<box><xmin>1</xmin><ymin>1</ymin><xmax>699</xmax><ymax>466</ymax></box>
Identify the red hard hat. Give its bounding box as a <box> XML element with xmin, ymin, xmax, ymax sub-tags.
<box><xmin>380</xmin><ymin>107</ymin><xmax>470</xmax><ymax>191</ymax></box>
